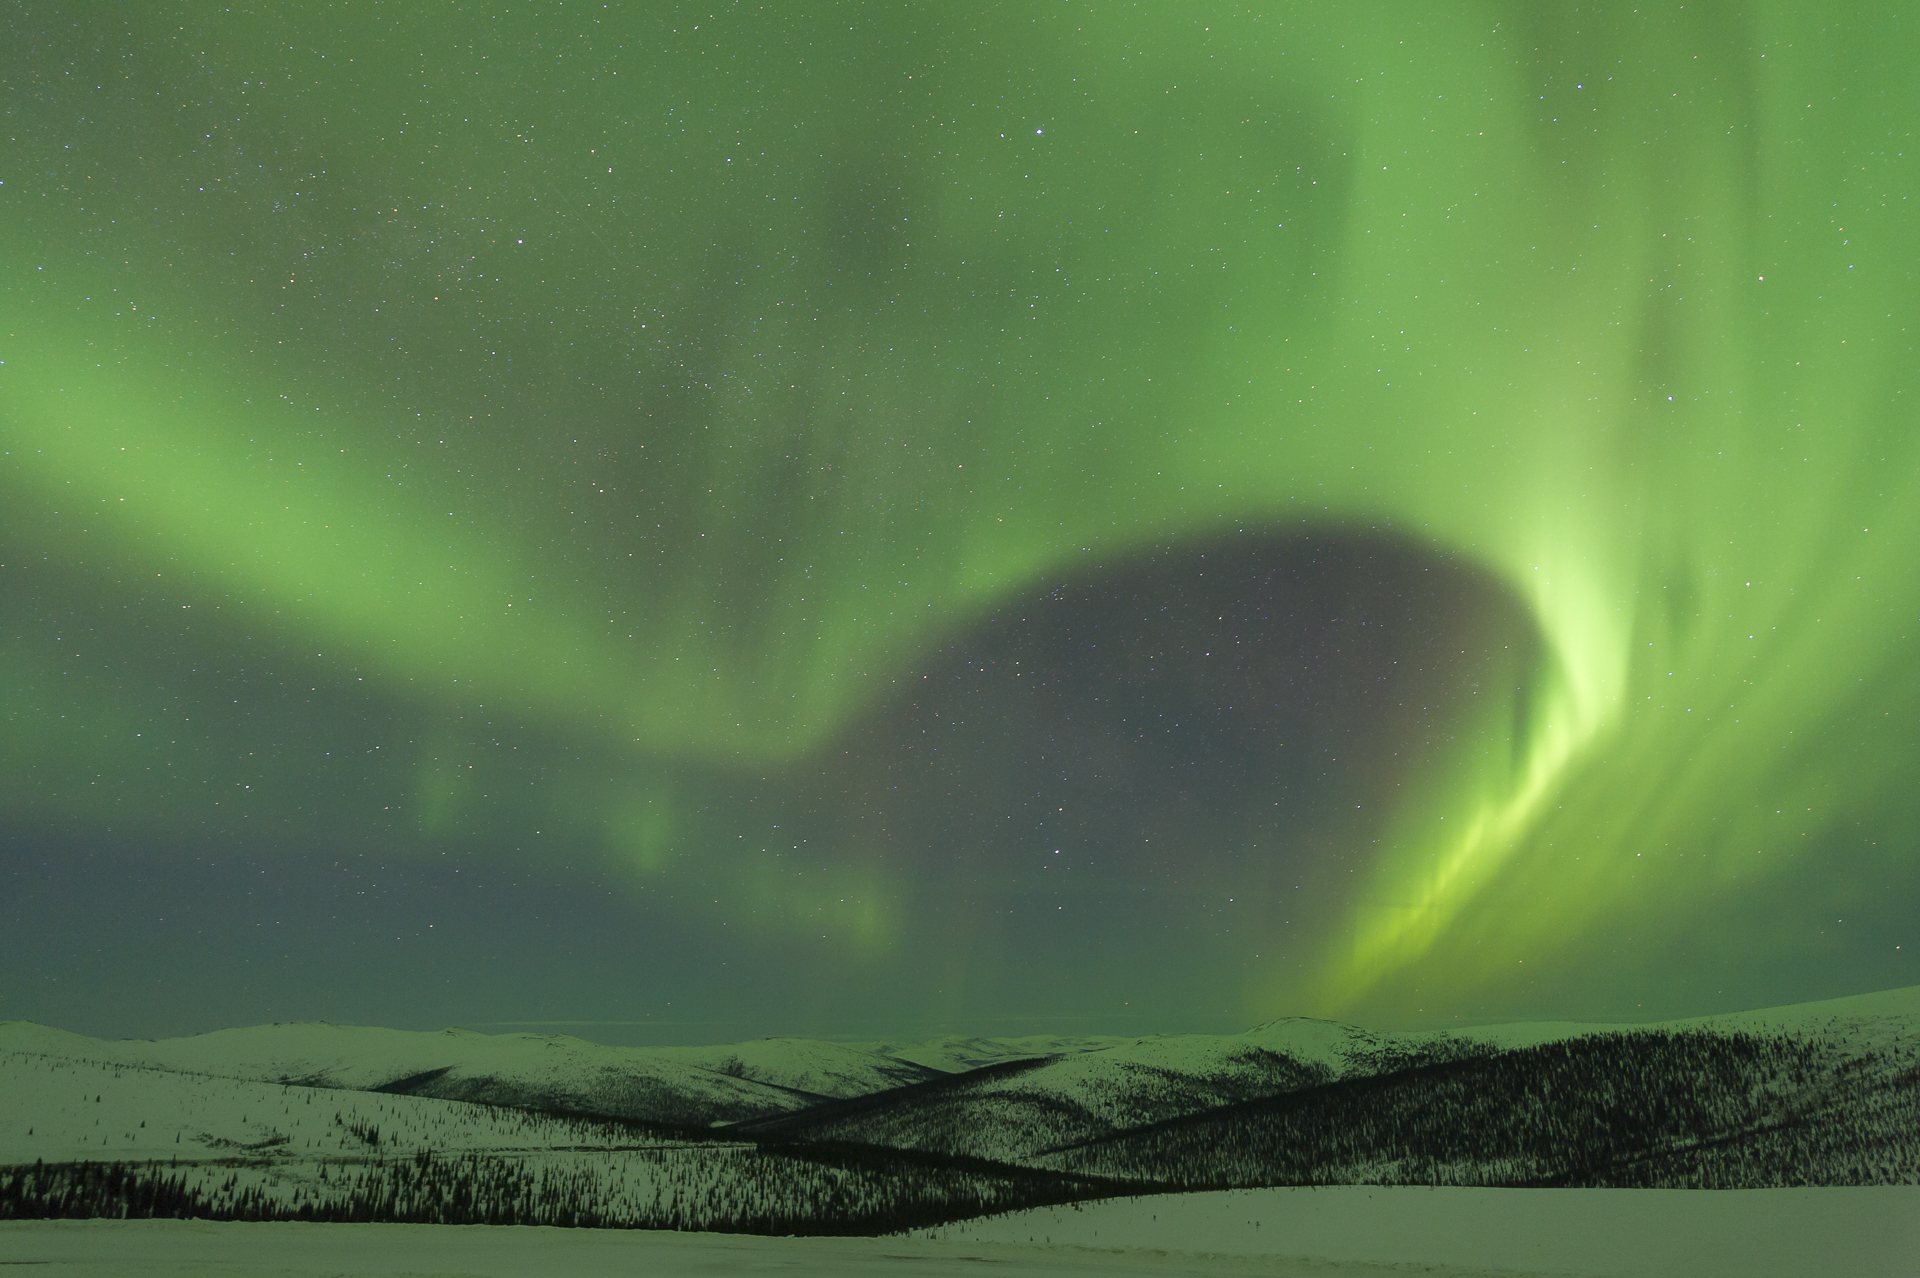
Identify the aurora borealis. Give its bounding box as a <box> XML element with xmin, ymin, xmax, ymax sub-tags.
<box><xmin>2</xmin><ymin>2</ymin><xmax>1915</xmax><ymax>1044</ymax></box>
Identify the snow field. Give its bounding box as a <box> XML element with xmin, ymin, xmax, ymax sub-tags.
<box><xmin>4</xmin><ymin>1186</ymin><xmax>1916</xmax><ymax>1276</ymax></box>
<box><xmin>0</xmin><ymin>1218</ymin><xmax>1301</xmax><ymax>1277</ymax></box>
<box><xmin>915</xmin><ymin>1184</ymin><xmax>1920</xmax><ymax>1277</ymax></box>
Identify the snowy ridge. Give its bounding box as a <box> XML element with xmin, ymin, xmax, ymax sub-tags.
<box><xmin>0</xmin><ymin>1021</ymin><xmax>946</xmax><ymax>1127</ymax></box>
<box><xmin>732</xmin><ymin>1016</ymin><xmax>1526</xmax><ymax>1162</ymax></box>
<box><xmin>1014</xmin><ymin>991</ymin><xmax>1920</xmax><ymax>1188</ymax></box>
<box><xmin>1380</xmin><ymin>984</ymin><xmax>1920</xmax><ymax>1057</ymax></box>
<box><xmin>734</xmin><ymin>1032</ymin><xmax>1353</xmax><ymax>1164</ymax></box>
<box><xmin>737</xmin><ymin>986</ymin><xmax>1920</xmax><ymax>1183</ymax></box>
<box><xmin>838</xmin><ymin>1033</ymin><xmax>1123</xmax><ymax>1075</ymax></box>
<box><xmin>4</xmin><ymin>985</ymin><xmax>1917</xmax><ymax>1232</ymax></box>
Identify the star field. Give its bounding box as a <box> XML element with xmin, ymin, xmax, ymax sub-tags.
<box><xmin>2</xmin><ymin>2</ymin><xmax>1915</xmax><ymax>1042</ymax></box>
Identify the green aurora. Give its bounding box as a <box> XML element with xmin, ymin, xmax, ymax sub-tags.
<box><xmin>2</xmin><ymin>2</ymin><xmax>1915</xmax><ymax>1039</ymax></box>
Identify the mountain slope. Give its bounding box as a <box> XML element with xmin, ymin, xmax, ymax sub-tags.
<box><xmin>737</xmin><ymin>1017</ymin><xmax>1498</xmax><ymax>1163</ymax></box>
<box><xmin>0</xmin><ymin>1048</ymin><xmax>1115</xmax><ymax>1233</ymax></box>
<box><xmin>739</xmin><ymin>989</ymin><xmax>1920</xmax><ymax>1182</ymax></box>
<box><xmin>1039</xmin><ymin>1024</ymin><xmax>1920</xmax><ymax>1188</ymax></box>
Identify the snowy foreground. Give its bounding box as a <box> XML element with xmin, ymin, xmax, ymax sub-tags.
<box><xmin>4</xmin><ymin>1186</ymin><xmax>1916</xmax><ymax>1276</ymax></box>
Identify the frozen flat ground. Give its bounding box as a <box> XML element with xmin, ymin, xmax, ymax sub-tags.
<box><xmin>4</xmin><ymin>1186</ymin><xmax>1915</xmax><ymax>1277</ymax></box>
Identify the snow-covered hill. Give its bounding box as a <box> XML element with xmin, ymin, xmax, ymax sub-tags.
<box><xmin>1042</xmin><ymin>1024</ymin><xmax>1920</xmax><ymax>1187</ymax></box>
<box><xmin>1389</xmin><ymin>983</ymin><xmax>1920</xmax><ymax>1057</ymax></box>
<box><xmin>734</xmin><ymin>1038</ymin><xmax>1339</xmax><ymax>1164</ymax></box>
<box><xmin>0</xmin><ymin>1021</ymin><xmax>948</xmax><ymax>1127</ymax></box>
<box><xmin>0</xmin><ymin>1047</ymin><xmax>640</xmax><ymax>1168</ymax></box>
<box><xmin>738</xmin><ymin>988</ymin><xmax>1920</xmax><ymax>1182</ymax></box>
<box><xmin>5</xmin><ymin>986</ymin><xmax>1916</xmax><ymax>1231</ymax></box>
<box><xmin>0</xmin><ymin>1049</ymin><xmax>1102</xmax><ymax>1233</ymax></box>
<box><xmin>736</xmin><ymin>1016</ymin><xmax>1508</xmax><ymax>1162</ymax></box>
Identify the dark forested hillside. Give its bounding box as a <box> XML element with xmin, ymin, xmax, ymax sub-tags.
<box><xmin>1036</xmin><ymin>1030</ymin><xmax>1920</xmax><ymax>1189</ymax></box>
<box><xmin>0</xmin><ymin>1142</ymin><xmax>1134</xmax><ymax>1235</ymax></box>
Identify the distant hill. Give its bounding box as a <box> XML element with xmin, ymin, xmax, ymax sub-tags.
<box><xmin>1041</xmin><ymin>1025</ymin><xmax>1920</xmax><ymax>1188</ymax></box>
<box><xmin>742</xmin><ymin>988</ymin><xmax>1920</xmax><ymax>1188</ymax></box>
<box><xmin>3</xmin><ymin>987</ymin><xmax>1916</xmax><ymax>1230</ymax></box>
<box><xmin>0</xmin><ymin>1020</ymin><xmax>953</xmax><ymax>1127</ymax></box>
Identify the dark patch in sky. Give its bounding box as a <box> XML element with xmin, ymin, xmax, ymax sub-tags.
<box><xmin>749</xmin><ymin>525</ymin><xmax>1543</xmax><ymax>922</ymax></box>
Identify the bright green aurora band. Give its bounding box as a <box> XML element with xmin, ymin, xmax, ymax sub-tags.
<box><xmin>2</xmin><ymin>3</ymin><xmax>1915</xmax><ymax>1037</ymax></box>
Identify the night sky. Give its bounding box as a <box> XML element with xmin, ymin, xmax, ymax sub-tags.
<box><xmin>3</xmin><ymin>3</ymin><xmax>1915</xmax><ymax>1045</ymax></box>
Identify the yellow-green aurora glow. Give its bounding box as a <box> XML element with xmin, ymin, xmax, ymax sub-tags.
<box><xmin>2</xmin><ymin>2</ymin><xmax>1915</xmax><ymax>1039</ymax></box>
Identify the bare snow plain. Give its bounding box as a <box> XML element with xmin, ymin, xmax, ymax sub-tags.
<box><xmin>4</xmin><ymin>1187</ymin><xmax>1916</xmax><ymax>1276</ymax></box>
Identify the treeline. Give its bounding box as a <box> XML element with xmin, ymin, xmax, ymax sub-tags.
<box><xmin>1040</xmin><ymin>1029</ymin><xmax>1920</xmax><ymax>1188</ymax></box>
<box><xmin>0</xmin><ymin>1142</ymin><xmax>1131</xmax><ymax>1235</ymax></box>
